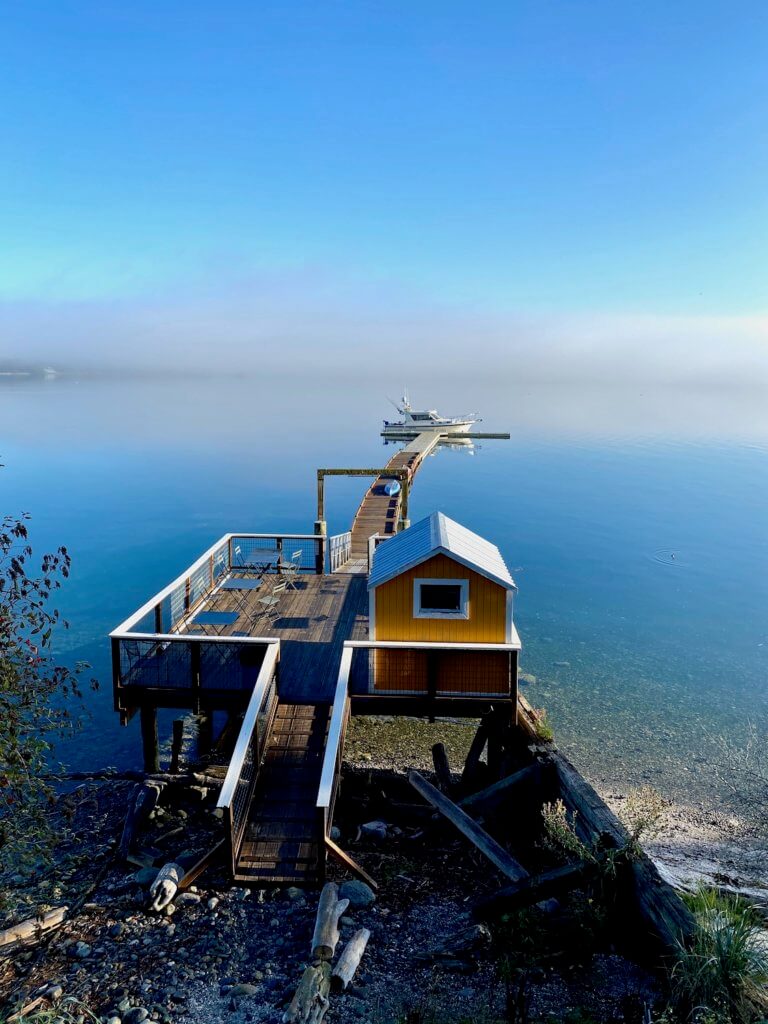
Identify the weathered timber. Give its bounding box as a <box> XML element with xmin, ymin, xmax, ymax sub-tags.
<box><xmin>415</xmin><ymin>923</ymin><xmax>492</xmax><ymax>966</ymax></box>
<box><xmin>458</xmin><ymin>762</ymin><xmax>546</xmax><ymax>819</ymax></box>
<box><xmin>408</xmin><ymin>771</ymin><xmax>528</xmax><ymax>883</ymax></box>
<box><xmin>311</xmin><ymin>883</ymin><xmax>350</xmax><ymax>961</ymax></box>
<box><xmin>324</xmin><ymin>836</ymin><xmax>378</xmax><ymax>890</ymax></box>
<box><xmin>170</xmin><ymin>719</ymin><xmax>185</xmax><ymax>774</ymax></box>
<box><xmin>462</xmin><ymin>719</ymin><xmax>489</xmax><ymax>786</ymax></box>
<box><xmin>179</xmin><ymin>839</ymin><xmax>226</xmax><ymax>891</ymax></box>
<box><xmin>118</xmin><ymin>782</ymin><xmax>162</xmax><ymax>860</ymax></box>
<box><xmin>515</xmin><ymin>695</ymin><xmax>697</xmax><ymax>954</ymax></box>
<box><xmin>330</xmin><ymin>928</ymin><xmax>371</xmax><ymax>992</ymax></box>
<box><xmin>0</xmin><ymin>907</ymin><xmax>68</xmax><ymax>952</ymax></box>
<box><xmin>149</xmin><ymin>862</ymin><xmax>183</xmax><ymax>911</ymax></box>
<box><xmin>554</xmin><ymin>753</ymin><xmax>696</xmax><ymax>952</ymax></box>
<box><xmin>140</xmin><ymin>705</ymin><xmax>159</xmax><ymax>773</ymax></box>
<box><xmin>282</xmin><ymin>961</ymin><xmax>331</xmax><ymax>1024</ymax></box>
<box><xmin>432</xmin><ymin>742</ymin><xmax>454</xmax><ymax>794</ymax></box>
<box><xmin>473</xmin><ymin>861</ymin><xmax>596</xmax><ymax>920</ymax></box>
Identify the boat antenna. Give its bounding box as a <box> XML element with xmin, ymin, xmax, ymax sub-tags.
<box><xmin>386</xmin><ymin>395</ymin><xmax>403</xmax><ymax>414</ymax></box>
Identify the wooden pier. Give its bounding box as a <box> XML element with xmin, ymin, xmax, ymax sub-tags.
<box><xmin>111</xmin><ymin>429</ymin><xmax>517</xmax><ymax>885</ymax></box>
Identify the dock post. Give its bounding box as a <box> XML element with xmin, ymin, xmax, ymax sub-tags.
<box><xmin>314</xmin><ymin>519</ymin><xmax>327</xmax><ymax>574</ymax></box>
<box><xmin>140</xmin><ymin>705</ymin><xmax>159</xmax><ymax>773</ymax></box>
<box><xmin>398</xmin><ymin>474</ymin><xmax>410</xmax><ymax>531</ymax></box>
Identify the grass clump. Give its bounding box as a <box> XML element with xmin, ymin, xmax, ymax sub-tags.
<box><xmin>532</xmin><ymin>708</ymin><xmax>554</xmax><ymax>743</ymax></box>
<box><xmin>671</xmin><ymin>887</ymin><xmax>768</xmax><ymax>1024</ymax></box>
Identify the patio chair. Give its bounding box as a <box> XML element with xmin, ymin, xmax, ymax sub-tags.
<box><xmin>281</xmin><ymin>549</ymin><xmax>303</xmax><ymax>590</ymax></box>
<box><xmin>252</xmin><ymin>580</ymin><xmax>287</xmax><ymax>626</ymax></box>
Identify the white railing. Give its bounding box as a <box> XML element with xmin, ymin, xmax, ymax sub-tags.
<box><xmin>316</xmin><ymin>646</ymin><xmax>353</xmax><ymax>824</ymax></box>
<box><xmin>217</xmin><ymin>641</ymin><xmax>280</xmax><ymax>874</ymax></box>
<box><xmin>367</xmin><ymin>532</ymin><xmax>390</xmax><ymax>572</ymax></box>
<box><xmin>111</xmin><ymin>532</ymin><xmax>325</xmax><ymax>637</ymax></box>
<box><xmin>328</xmin><ymin>531</ymin><xmax>352</xmax><ymax>572</ymax></box>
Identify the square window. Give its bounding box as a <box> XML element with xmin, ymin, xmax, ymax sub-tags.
<box><xmin>413</xmin><ymin>578</ymin><xmax>469</xmax><ymax>619</ymax></box>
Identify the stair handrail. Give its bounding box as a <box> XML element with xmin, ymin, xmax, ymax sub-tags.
<box><xmin>217</xmin><ymin>639</ymin><xmax>280</xmax><ymax>873</ymax></box>
<box><xmin>316</xmin><ymin>644</ymin><xmax>352</xmax><ymax>842</ymax></box>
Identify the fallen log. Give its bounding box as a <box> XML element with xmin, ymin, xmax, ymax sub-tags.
<box><xmin>458</xmin><ymin>762</ymin><xmax>546</xmax><ymax>819</ymax></box>
<box><xmin>330</xmin><ymin>928</ymin><xmax>371</xmax><ymax>992</ymax></box>
<box><xmin>415</xmin><ymin>923</ymin><xmax>492</xmax><ymax>967</ymax></box>
<box><xmin>473</xmin><ymin>861</ymin><xmax>596</xmax><ymax>920</ymax></box>
<box><xmin>408</xmin><ymin>771</ymin><xmax>529</xmax><ymax>883</ymax></box>
<box><xmin>0</xmin><ymin>907</ymin><xmax>68</xmax><ymax>953</ymax></box>
<box><xmin>282</xmin><ymin>961</ymin><xmax>331</xmax><ymax>1024</ymax></box>
<box><xmin>432</xmin><ymin>742</ymin><xmax>454</xmax><ymax>794</ymax></box>
<box><xmin>311</xmin><ymin>883</ymin><xmax>350</xmax><ymax>960</ymax></box>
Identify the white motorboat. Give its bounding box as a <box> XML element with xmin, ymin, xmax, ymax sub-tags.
<box><xmin>382</xmin><ymin>390</ymin><xmax>480</xmax><ymax>438</ymax></box>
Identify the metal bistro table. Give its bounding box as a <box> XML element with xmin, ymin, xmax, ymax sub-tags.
<box><xmin>189</xmin><ymin>610</ymin><xmax>240</xmax><ymax>636</ymax></box>
<box><xmin>217</xmin><ymin>576</ymin><xmax>263</xmax><ymax>618</ymax></box>
<box><xmin>232</xmin><ymin>548</ymin><xmax>281</xmax><ymax>575</ymax></box>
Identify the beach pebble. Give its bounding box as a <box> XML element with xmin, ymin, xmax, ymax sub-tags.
<box><xmin>360</xmin><ymin>821</ymin><xmax>388</xmax><ymax>841</ymax></box>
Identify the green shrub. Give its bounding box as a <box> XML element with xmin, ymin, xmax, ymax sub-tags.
<box><xmin>671</xmin><ymin>887</ymin><xmax>768</xmax><ymax>1024</ymax></box>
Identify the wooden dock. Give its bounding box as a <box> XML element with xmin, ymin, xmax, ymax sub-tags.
<box><xmin>112</xmin><ymin>429</ymin><xmax>512</xmax><ymax>887</ymax></box>
<box><xmin>336</xmin><ymin>433</ymin><xmax>441</xmax><ymax>573</ymax></box>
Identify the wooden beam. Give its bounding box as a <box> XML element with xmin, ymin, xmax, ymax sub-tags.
<box><xmin>458</xmin><ymin>762</ymin><xmax>545</xmax><ymax>819</ymax></box>
<box><xmin>140</xmin><ymin>705</ymin><xmax>159</xmax><ymax>773</ymax></box>
<box><xmin>408</xmin><ymin>770</ymin><xmax>528</xmax><ymax>883</ymax></box>
<box><xmin>178</xmin><ymin>839</ymin><xmax>226</xmax><ymax>891</ymax></box>
<box><xmin>324</xmin><ymin>835</ymin><xmax>379</xmax><ymax>891</ymax></box>
<box><xmin>473</xmin><ymin>861</ymin><xmax>596</xmax><ymax>920</ymax></box>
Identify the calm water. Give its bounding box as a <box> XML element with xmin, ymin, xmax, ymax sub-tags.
<box><xmin>1</xmin><ymin>374</ymin><xmax>766</xmax><ymax>807</ymax></box>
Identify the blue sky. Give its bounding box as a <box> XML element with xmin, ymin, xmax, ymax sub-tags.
<box><xmin>1</xmin><ymin>1</ymin><xmax>767</xmax><ymax>367</ymax></box>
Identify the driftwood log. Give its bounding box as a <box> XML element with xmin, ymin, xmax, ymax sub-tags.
<box><xmin>409</xmin><ymin>771</ymin><xmax>529</xmax><ymax>883</ymax></box>
<box><xmin>462</xmin><ymin>719</ymin><xmax>489</xmax><ymax>786</ymax></box>
<box><xmin>330</xmin><ymin>928</ymin><xmax>371</xmax><ymax>992</ymax></box>
<box><xmin>149</xmin><ymin>862</ymin><xmax>183</xmax><ymax>911</ymax></box>
<box><xmin>282</xmin><ymin>961</ymin><xmax>331</xmax><ymax>1024</ymax></box>
<box><xmin>311</xmin><ymin>883</ymin><xmax>350</xmax><ymax>960</ymax></box>
<box><xmin>0</xmin><ymin>907</ymin><xmax>68</xmax><ymax>954</ymax></box>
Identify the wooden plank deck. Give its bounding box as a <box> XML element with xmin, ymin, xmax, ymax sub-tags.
<box><xmin>182</xmin><ymin>573</ymin><xmax>369</xmax><ymax>702</ymax></box>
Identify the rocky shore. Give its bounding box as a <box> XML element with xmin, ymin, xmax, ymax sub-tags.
<box><xmin>1</xmin><ymin>714</ymin><xmax>763</xmax><ymax>1024</ymax></box>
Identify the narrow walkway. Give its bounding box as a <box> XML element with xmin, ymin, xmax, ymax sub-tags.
<box><xmin>234</xmin><ymin>702</ymin><xmax>329</xmax><ymax>884</ymax></box>
<box><xmin>338</xmin><ymin>432</ymin><xmax>441</xmax><ymax>572</ymax></box>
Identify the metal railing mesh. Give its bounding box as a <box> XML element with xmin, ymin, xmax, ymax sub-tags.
<box><xmin>349</xmin><ymin>645</ymin><xmax>513</xmax><ymax>697</ymax></box>
<box><xmin>117</xmin><ymin>637</ymin><xmax>269</xmax><ymax>693</ymax></box>
<box><xmin>229</xmin><ymin>669</ymin><xmax>278</xmax><ymax>853</ymax></box>
<box><xmin>119</xmin><ymin>638</ymin><xmax>192</xmax><ymax>689</ymax></box>
<box><xmin>230</xmin><ymin>536</ymin><xmax>319</xmax><ymax>574</ymax></box>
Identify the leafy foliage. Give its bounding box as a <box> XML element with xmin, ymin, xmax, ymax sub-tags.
<box><xmin>0</xmin><ymin>498</ymin><xmax>96</xmax><ymax>882</ymax></box>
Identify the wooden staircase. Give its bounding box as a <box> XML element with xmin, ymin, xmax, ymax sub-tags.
<box><xmin>233</xmin><ymin>702</ymin><xmax>329</xmax><ymax>885</ymax></box>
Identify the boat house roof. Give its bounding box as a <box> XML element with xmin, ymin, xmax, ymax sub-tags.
<box><xmin>368</xmin><ymin>511</ymin><xmax>517</xmax><ymax>592</ymax></box>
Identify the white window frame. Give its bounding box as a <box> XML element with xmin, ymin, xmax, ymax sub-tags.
<box><xmin>413</xmin><ymin>578</ymin><xmax>469</xmax><ymax>619</ymax></box>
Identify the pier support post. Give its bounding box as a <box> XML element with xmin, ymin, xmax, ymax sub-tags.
<box><xmin>314</xmin><ymin>519</ymin><xmax>327</xmax><ymax>574</ymax></box>
<box><xmin>140</xmin><ymin>706</ymin><xmax>159</xmax><ymax>774</ymax></box>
